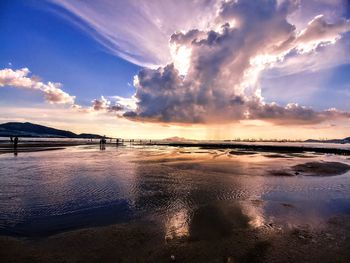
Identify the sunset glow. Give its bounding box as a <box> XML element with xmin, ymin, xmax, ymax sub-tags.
<box><xmin>1</xmin><ymin>0</ymin><xmax>350</xmax><ymax>140</ymax></box>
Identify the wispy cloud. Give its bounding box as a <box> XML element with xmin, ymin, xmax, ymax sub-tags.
<box><xmin>49</xmin><ymin>0</ymin><xmax>219</xmax><ymax>68</ymax></box>
<box><xmin>0</xmin><ymin>68</ymin><xmax>75</xmax><ymax>104</ymax></box>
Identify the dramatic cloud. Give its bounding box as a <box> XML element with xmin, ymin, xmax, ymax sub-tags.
<box><xmin>263</xmin><ymin>36</ymin><xmax>350</xmax><ymax>77</ymax></box>
<box><xmin>50</xmin><ymin>0</ymin><xmax>350</xmax><ymax>125</ymax></box>
<box><xmin>294</xmin><ymin>15</ymin><xmax>350</xmax><ymax>52</ymax></box>
<box><xmin>0</xmin><ymin>68</ymin><xmax>75</xmax><ymax>104</ymax></box>
<box><xmin>122</xmin><ymin>0</ymin><xmax>350</xmax><ymax>125</ymax></box>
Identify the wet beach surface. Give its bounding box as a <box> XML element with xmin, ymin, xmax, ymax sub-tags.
<box><xmin>1</xmin><ymin>145</ymin><xmax>350</xmax><ymax>262</ymax></box>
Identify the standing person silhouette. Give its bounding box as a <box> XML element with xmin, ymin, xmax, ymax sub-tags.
<box><xmin>13</xmin><ymin>137</ymin><xmax>19</xmax><ymax>153</ymax></box>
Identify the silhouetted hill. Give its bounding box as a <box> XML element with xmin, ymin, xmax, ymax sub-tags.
<box><xmin>0</xmin><ymin>122</ymin><xmax>105</xmax><ymax>138</ymax></box>
<box><xmin>78</xmin><ymin>133</ymin><xmax>106</xmax><ymax>139</ymax></box>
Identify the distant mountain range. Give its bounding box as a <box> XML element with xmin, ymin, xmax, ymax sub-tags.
<box><xmin>0</xmin><ymin>122</ymin><xmax>105</xmax><ymax>139</ymax></box>
<box><xmin>305</xmin><ymin>138</ymin><xmax>350</xmax><ymax>144</ymax></box>
<box><xmin>164</xmin><ymin>136</ymin><xmax>188</xmax><ymax>142</ymax></box>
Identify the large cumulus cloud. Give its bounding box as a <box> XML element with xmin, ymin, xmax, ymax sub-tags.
<box><xmin>124</xmin><ymin>0</ymin><xmax>350</xmax><ymax>125</ymax></box>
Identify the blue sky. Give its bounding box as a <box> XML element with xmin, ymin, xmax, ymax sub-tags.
<box><xmin>0</xmin><ymin>0</ymin><xmax>140</xmax><ymax>107</ymax></box>
<box><xmin>262</xmin><ymin>61</ymin><xmax>350</xmax><ymax>111</ymax></box>
<box><xmin>0</xmin><ymin>0</ymin><xmax>350</xmax><ymax>139</ymax></box>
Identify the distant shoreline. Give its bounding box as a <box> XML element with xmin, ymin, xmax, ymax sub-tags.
<box><xmin>1</xmin><ymin>140</ymin><xmax>350</xmax><ymax>155</ymax></box>
<box><xmin>162</xmin><ymin>142</ymin><xmax>350</xmax><ymax>155</ymax></box>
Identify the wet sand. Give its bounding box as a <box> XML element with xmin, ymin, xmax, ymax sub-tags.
<box><xmin>1</xmin><ymin>145</ymin><xmax>350</xmax><ymax>262</ymax></box>
<box><xmin>1</xmin><ymin>214</ymin><xmax>350</xmax><ymax>262</ymax></box>
<box><xmin>165</xmin><ymin>142</ymin><xmax>350</xmax><ymax>155</ymax></box>
<box><xmin>293</xmin><ymin>162</ymin><xmax>350</xmax><ymax>176</ymax></box>
<box><xmin>1</xmin><ymin>140</ymin><xmax>350</xmax><ymax>155</ymax></box>
<box><xmin>0</xmin><ymin>141</ymin><xmax>95</xmax><ymax>154</ymax></box>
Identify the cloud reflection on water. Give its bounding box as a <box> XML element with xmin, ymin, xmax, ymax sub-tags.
<box><xmin>0</xmin><ymin>145</ymin><xmax>349</xmax><ymax>238</ymax></box>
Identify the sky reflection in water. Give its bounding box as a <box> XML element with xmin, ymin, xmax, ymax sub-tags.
<box><xmin>0</xmin><ymin>145</ymin><xmax>350</xmax><ymax>238</ymax></box>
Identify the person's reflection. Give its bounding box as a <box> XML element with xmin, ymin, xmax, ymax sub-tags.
<box><xmin>100</xmin><ymin>136</ymin><xmax>106</xmax><ymax>150</ymax></box>
<box><xmin>100</xmin><ymin>142</ymin><xmax>106</xmax><ymax>150</ymax></box>
<box><xmin>13</xmin><ymin>136</ymin><xmax>19</xmax><ymax>156</ymax></box>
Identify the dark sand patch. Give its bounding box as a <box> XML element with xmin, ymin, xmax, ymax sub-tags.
<box><xmin>281</xmin><ymin>203</ymin><xmax>295</xmax><ymax>208</ymax></box>
<box><xmin>269</xmin><ymin>170</ymin><xmax>295</xmax><ymax>177</ymax></box>
<box><xmin>293</xmin><ymin>161</ymin><xmax>350</xmax><ymax>176</ymax></box>
<box><xmin>229</xmin><ymin>150</ymin><xmax>258</xmax><ymax>155</ymax></box>
<box><xmin>263</xmin><ymin>154</ymin><xmax>291</xmax><ymax>158</ymax></box>
<box><xmin>287</xmin><ymin>153</ymin><xmax>317</xmax><ymax>158</ymax></box>
<box><xmin>1</xmin><ymin>215</ymin><xmax>350</xmax><ymax>263</ymax></box>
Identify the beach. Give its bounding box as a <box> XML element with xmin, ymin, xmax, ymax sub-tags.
<box><xmin>3</xmin><ymin>0</ymin><xmax>350</xmax><ymax>261</ymax></box>
<box><xmin>1</xmin><ymin>144</ymin><xmax>350</xmax><ymax>262</ymax></box>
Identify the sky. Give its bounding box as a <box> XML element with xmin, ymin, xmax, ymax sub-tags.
<box><xmin>0</xmin><ymin>0</ymin><xmax>350</xmax><ymax>140</ymax></box>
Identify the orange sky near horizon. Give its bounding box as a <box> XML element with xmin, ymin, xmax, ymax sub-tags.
<box><xmin>1</xmin><ymin>106</ymin><xmax>349</xmax><ymax>140</ymax></box>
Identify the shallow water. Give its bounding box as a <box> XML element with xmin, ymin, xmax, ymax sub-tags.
<box><xmin>0</xmin><ymin>145</ymin><xmax>350</xmax><ymax>238</ymax></box>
